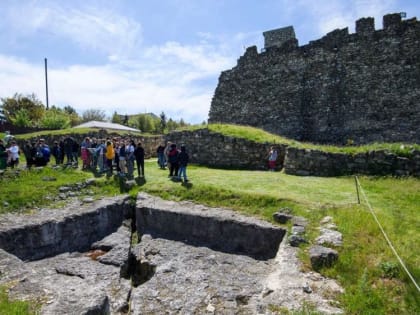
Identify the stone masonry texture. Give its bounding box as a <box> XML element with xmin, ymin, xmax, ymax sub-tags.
<box><xmin>208</xmin><ymin>13</ymin><xmax>420</xmax><ymax>144</ymax></box>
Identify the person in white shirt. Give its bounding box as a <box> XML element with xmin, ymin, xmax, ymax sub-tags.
<box><xmin>7</xmin><ymin>140</ymin><xmax>20</xmax><ymax>168</ymax></box>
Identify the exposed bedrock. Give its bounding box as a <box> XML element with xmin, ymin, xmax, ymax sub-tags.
<box><xmin>136</xmin><ymin>192</ymin><xmax>286</xmax><ymax>260</ymax></box>
<box><xmin>0</xmin><ymin>193</ymin><xmax>343</xmax><ymax>314</ymax></box>
<box><xmin>0</xmin><ymin>196</ymin><xmax>133</xmax><ymax>261</ymax></box>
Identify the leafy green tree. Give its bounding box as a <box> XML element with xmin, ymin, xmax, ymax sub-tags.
<box><xmin>40</xmin><ymin>108</ymin><xmax>71</xmax><ymax>129</ymax></box>
<box><xmin>179</xmin><ymin>118</ymin><xmax>187</xmax><ymax>128</ymax></box>
<box><xmin>111</xmin><ymin>111</ymin><xmax>122</xmax><ymax>124</ymax></box>
<box><xmin>61</xmin><ymin>105</ymin><xmax>81</xmax><ymax>126</ymax></box>
<box><xmin>11</xmin><ymin>109</ymin><xmax>32</xmax><ymax>127</ymax></box>
<box><xmin>63</xmin><ymin>105</ymin><xmax>77</xmax><ymax>115</ymax></box>
<box><xmin>135</xmin><ymin>114</ymin><xmax>156</xmax><ymax>133</ymax></box>
<box><xmin>159</xmin><ymin>111</ymin><xmax>167</xmax><ymax>133</ymax></box>
<box><xmin>167</xmin><ymin>118</ymin><xmax>178</xmax><ymax>132</ymax></box>
<box><xmin>82</xmin><ymin>109</ymin><xmax>106</xmax><ymax>122</ymax></box>
<box><xmin>1</xmin><ymin>93</ymin><xmax>45</xmax><ymax>123</ymax></box>
<box><xmin>122</xmin><ymin>114</ymin><xmax>129</xmax><ymax>125</ymax></box>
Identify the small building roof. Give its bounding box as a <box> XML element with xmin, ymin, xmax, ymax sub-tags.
<box><xmin>73</xmin><ymin>121</ymin><xmax>140</xmax><ymax>132</ymax></box>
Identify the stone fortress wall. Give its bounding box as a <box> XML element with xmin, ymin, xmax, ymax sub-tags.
<box><xmin>208</xmin><ymin>13</ymin><xmax>420</xmax><ymax>145</ymax></box>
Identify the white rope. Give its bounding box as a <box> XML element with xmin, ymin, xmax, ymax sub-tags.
<box><xmin>355</xmin><ymin>176</ymin><xmax>420</xmax><ymax>292</ymax></box>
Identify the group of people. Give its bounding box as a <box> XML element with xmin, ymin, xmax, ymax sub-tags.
<box><xmin>0</xmin><ymin>138</ymin><xmax>21</xmax><ymax>169</ymax></box>
<box><xmin>156</xmin><ymin>141</ymin><xmax>189</xmax><ymax>182</ymax></box>
<box><xmin>0</xmin><ymin>137</ymin><xmax>53</xmax><ymax>169</ymax></box>
<box><xmin>1</xmin><ymin>131</ymin><xmax>277</xmax><ymax>181</ymax></box>
<box><xmin>54</xmin><ymin>136</ymin><xmax>146</xmax><ymax>179</ymax></box>
<box><xmin>0</xmin><ymin>134</ymin><xmax>147</xmax><ymax>179</ymax></box>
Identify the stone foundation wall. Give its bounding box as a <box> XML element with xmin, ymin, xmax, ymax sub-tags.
<box><xmin>0</xmin><ymin>196</ymin><xmax>132</xmax><ymax>261</ymax></box>
<box><xmin>165</xmin><ymin>129</ymin><xmax>287</xmax><ymax>170</ymax></box>
<box><xmin>284</xmin><ymin>147</ymin><xmax>420</xmax><ymax>177</ymax></box>
<box><xmin>136</xmin><ymin>193</ymin><xmax>285</xmax><ymax>259</ymax></box>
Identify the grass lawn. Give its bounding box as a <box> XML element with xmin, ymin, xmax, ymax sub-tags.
<box><xmin>0</xmin><ymin>160</ymin><xmax>418</xmax><ymax>314</ymax></box>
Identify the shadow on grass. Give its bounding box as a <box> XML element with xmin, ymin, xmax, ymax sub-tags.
<box><xmin>181</xmin><ymin>181</ymin><xmax>193</xmax><ymax>189</ymax></box>
<box><xmin>135</xmin><ymin>176</ymin><xmax>146</xmax><ymax>186</ymax></box>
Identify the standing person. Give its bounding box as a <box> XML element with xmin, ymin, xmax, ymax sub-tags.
<box><xmin>80</xmin><ymin>137</ymin><xmax>91</xmax><ymax>170</ymax></box>
<box><xmin>177</xmin><ymin>144</ymin><xmax>189</xmax><ymax>182</ymax></box>
<box><xmin>63</xmin><ymin>136</ymin><xmax>74</xmax><ymax>165</ymax></box>
<box><xmin>156</xmin><ymin>143</ymin><xmax>166</xmax><ymax>169</ymax></box>
<box><xmin>126</xmin><ymin>139</ymin><xmax>136</xmax><ymax>179</ymax></box>
<box><xmin>95</xmin><ymin>139</ymin><xmax>106</xmax><ymax>173</ymax></box>
<box><xmin>0</xmin><ymin>140</ymin><xmax>7</xmax><ymax>170</ymax></box>
<box><xmin>118</xmin><ymin>140</ymin><xmax>127</xmax><ymax>175</ymax></box>
<box><xmin>22</xmin><ymin>140</ymin><xmax>34</xmax><ymax>169</ymax></box>
<box><xmin>90</xmin><ymin>137</ymin><xmax>98</xmax><ymax>169</ymax></box>
<box><xmin>35</xmin><ymin>139</ymin><xmax>50</xmax><ymax>166</ymax></box>
<box><xmin>58</xmin><ymin>137</ymin><xmax>65</xmax><ymax>164</ymax></box>
<box><xmin>51</xmin><ymin>141</ymin><xmax>63</xmax><ymax>165</ymax></box>
<box><xmin>134</xmin><ymin>141</ymin><xmax>145</xmax><ymax>178</ymax></box>
<box><xmin>105</xmin><ymin>140</ymin><xmax>115</xmax><ymax>175</ymax></box>
<box><xmin>113</xmin><ymin>138</ymin><xmax>120</xmax><ymax>173</ymax></box>
<box><xmin>268</xmin><ymin>146</ymin><xmax>278</xmax><ymax>171</ymax></box>
<box><xmin>168</xmin><ymin>143</ymin><xmax>179</xmax><ymax>177</ymax></box>
<box><xmin>7</xmin><ymin>141</ymin><xmax>20</xmax><ymax>169</ymax></box>
<box><xmin>164</xmin><ymin>141</ymin><xmax>172</xmax><ymax>171</ymax></box>
<box><xmin>72</xmin><ymin>139</ymin><xmax>79</xmax><ymax>166</ymax></box>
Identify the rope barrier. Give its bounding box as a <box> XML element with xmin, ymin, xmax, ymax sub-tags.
<box><xmin>354</xmin><ymin>176</ymin><xmax>420</xmax><ymax>292</ymax></box>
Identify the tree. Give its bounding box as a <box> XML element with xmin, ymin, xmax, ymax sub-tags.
<box><xmin>178</xmin><ymin>118</ymin><xmax>185</xmax><ymax>128</ymax></box>
<box><xmin>122</xmin><ymin>114</ymin><xmax>129</xmax><ymax>125</ymax></box>
<box><xmin>11</xmin><ymin>109</ymin><xmax>31</xmax><ymax>127</ymax></box>
<box><xmin>82</xmin><ymin>109</ymin><xmax>106</xmax><ymax>122</ymax></box>
<box><xmin>111</xmin><ymin>111</ymin><xmax>122</xmax><ymax>124</ymax></box>
<box><xmin>159</xmin><ymin>111</ymin><xmax>167</xmax><ymax>133</ymax></box>
<box><xmin>40</xmin><ymin>108</ymin><xmax>71</xmax><ymax>129</ymax></box>
<box><xmin>135</xmin><ymin>114</ymin><xmax>156</xmax><ymax>133</ymax></box>
<box><xmin>1</xmin><ymin>93</ymin><xmax>45</xmax><ymax>123</ymax></box>
<box><xmin>63</xmin><ymin>105</ymin><xmax>77</xmax><ymax>115</ymax></box>
<box><xmin>166</xmin><ymin>118</ymin><xmax>177</xmax><ymax>132</ymax></box>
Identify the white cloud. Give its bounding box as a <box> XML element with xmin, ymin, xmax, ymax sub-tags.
<box><xmin>3</xmin><ymin>1</ymin><xmax>142</xmax><ymax>59</ymax></box>
<box><xmin>292</xmin><ymin>0</ymin><xmax>400</xmax><ymax>36</ymax></box>
<box><xmin>0</xmin><ymin>32</ymin><xmax>235</xmax><ymax>124</ymax></box>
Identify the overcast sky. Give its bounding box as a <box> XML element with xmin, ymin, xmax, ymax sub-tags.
<box><xmin>0</xmin><ymin>0</ymin><xmax>418</xmax><ymax>123</ymax></box>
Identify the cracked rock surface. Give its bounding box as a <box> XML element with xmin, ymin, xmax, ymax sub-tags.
<box><xmin>0</xmin><ymin>194</ymin><xmax>344</xmax><ymax>314</ymax></box>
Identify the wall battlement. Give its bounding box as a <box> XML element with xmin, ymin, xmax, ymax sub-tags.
<box><xmin>209</xmin><ymin>13</ymin><xmax>420</xmax><ymax>144</ymax></box>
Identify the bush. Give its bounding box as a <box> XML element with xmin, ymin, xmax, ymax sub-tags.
<box><xmin>11</xmin><ymin>109</ymin><xmax>32</xmax><ymax>127</ymax></box>
<box><xmin>40</xmin><ymin>109</ymin><xmax>71</xmax><ymax>129</ymax></box>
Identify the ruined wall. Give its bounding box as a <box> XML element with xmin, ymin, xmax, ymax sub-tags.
<box><xmin>166</xmin><ymin>129</ymin><xmax>420</xmax><ymax>176</ymax></box>
<box><xmin>165</xmin><ymin>129</ymin><xmax>287</xmax><ymax>170</ymax></box>
<box><xmin>208</xmin><ymin>13</ymin><xmax>420</xmax><ymax>144</ymax></box>
<box><xmin>284</xmin><ymin>147</ymin><xmax>420</xmax><ymax>177</ymax></box>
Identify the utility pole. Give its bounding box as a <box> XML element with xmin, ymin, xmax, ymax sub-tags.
<box><xmin>44</xmin><ymin>58</ymin><xmax>49</xmax><ymax>110</ymax></box>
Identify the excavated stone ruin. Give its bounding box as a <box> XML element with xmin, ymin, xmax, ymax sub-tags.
<box><xmin>0</xmin><ymin>193</ymin><xmax>343</xmax><ymax>314</ymax></box>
